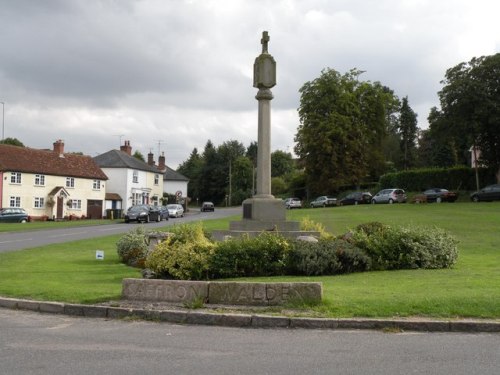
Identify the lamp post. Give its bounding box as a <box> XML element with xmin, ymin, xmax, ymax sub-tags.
<box><xmin>0</xmin><ymin>102</ymin><xmax>4</xmax><ymax>140</ymax></box>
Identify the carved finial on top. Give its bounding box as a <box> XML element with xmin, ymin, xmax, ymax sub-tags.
<box><xmin>261</xmin><ymin>31</ymin><xmax>269</xmax><ymax>54</ymax></box>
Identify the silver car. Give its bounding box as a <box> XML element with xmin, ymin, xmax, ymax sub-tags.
<box><xmin>167</xmin><ymin>204</ymin><xmax>184</xmax><ymax>218</ymax></box>
<box><xmin>371</xmin><ymin>189</ymin><xmax>407</xmax><ymax>204</ymax></box>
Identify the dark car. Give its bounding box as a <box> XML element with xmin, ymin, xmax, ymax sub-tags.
<box><xmin>339</xmin><ymin>192</ymin><xmax>372</xmax><ymax>206</ymax></box>
<box><xmin>470</xmin><ymin>184</ymin><xmax>500</xmax><ymax>202</ymax></box>
<box><xmin>421</xmin><ymin>188</ymin><xmax>458</xmax><ymax>203</ymax></box>
<box><xmin>124</xmin><ymin>205</ymin><xmax>161</xmax><ymax>223</ymax></box>
<box><xmin>158</xmin><ymin>206</ymin><xmax>170</xmax><ymax>221</ymax></box>
<box><xmin>201</xmin><ymin>202</ymin><xmax>215</xmax><ymax>212</ymax></box>
<box><xmin>0</xmin><ymin>208</ymin><xmax>29</xmax><ymax>223</ymax></box>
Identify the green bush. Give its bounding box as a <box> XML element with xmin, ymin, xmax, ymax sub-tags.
<box><xmin>300</xmin><ymin>216</ymin><xmax>333</xmax><ymax>240</ymax></box>
<box><xmin>209</xmin><ymin>233</ymin><xmax>291</xmax><ymax>279</ymax></box>
<box><xmin>145</xmin><ymin>223</ymin><xmax>215</xmax><ymax>280</ymax></box>
<box><xmin>286</xmin><ymin>238</ymin><xmax>370</xmax><ymax>276</ymax></box>
<box><xmin>350</xmin><ymin>224</ymin><xmax>458</xmax><ymax>270</ymax></box>
<box><xmin>116</xmin><ymin>227</ymin><xmax>149</xmax><ymax>268</ymax></box>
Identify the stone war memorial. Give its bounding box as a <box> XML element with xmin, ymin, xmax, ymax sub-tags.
<box><xmin>213</xmin><ymin>31</ymin><xmax>319</xmax><ymax>241</ymax></box>
<box><xmin>122</xmin><ymin>32</ymin><xmax>322</xmax><ymax>308</ymax></box>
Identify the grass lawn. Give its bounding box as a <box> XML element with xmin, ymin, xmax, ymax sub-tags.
<box><xmin>0</xmin><ymin>219</ymin><xmax>121</xmax><ymax>233</ymax></box>
<box><xmin>0</xmin><ymin>202</ymin><xmax>498</xmax><ymax>319</ymax></box>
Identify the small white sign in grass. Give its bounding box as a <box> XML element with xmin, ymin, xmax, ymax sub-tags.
<box><xmin>95</xmin><ymin>250</ymin><xmax>104</xmax><ymax>260</ymax></box>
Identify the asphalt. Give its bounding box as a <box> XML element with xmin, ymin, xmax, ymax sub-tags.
<box><xmin>1</xmin><ymin>296</ymin><xmax>499</xmax><ymax>333</ymax></box>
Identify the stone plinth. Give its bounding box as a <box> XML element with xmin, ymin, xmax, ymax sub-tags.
<box><xmin>121</xmin><ymin>279</ymin><xmax>322</xmax><ymax>306</ymax></box>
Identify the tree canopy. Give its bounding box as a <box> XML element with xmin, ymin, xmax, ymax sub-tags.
<box><xmin>430</xmin><ymin>53</ymin><xmax>500</xmax><ymax>181</ymax></box>
<box><xmin>295</xmin><ymin>68</ymin><xmax>400</xmax><ymax>194</ymax></box>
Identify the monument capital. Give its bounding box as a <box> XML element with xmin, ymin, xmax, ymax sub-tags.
<box><xmin>253</xmin><ymin>31</ymin><xmax>276</xmax><ymax>89</ymax></box>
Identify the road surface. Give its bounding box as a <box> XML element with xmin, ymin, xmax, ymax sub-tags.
<box><xmin>1</xmin><ymin>309</ymin><xmax>499</xmax><ymax>375</ymax></box>
<box><xmin>0</xmin><ymin>207</ymin><xmax>240</xmax><ymax>253</ymax></box>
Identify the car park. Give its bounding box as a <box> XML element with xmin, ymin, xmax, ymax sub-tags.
<box><xmin>371</xmin><ymin>189</ymin><xmax>407</xmax><ymax>204</ymax></box>
<box><xmin>0</xmin><ymin>208</ymin><xmax>29</xmax><ymax>223</ymax></box>
<box><xmin>167</xmin><ymin>204</ymin><xmax>184</xmax><ymax>218</ymax></box>
<box><xmin>284</xmin><ymin>197</ymin><xmax>302</xmax><ymax>209</ymax></box>
<box><xmin>310</xmin><ymin>196</ymin><xmax>337</xmax><ymax>208</ymax></box>
<box><xmin>201</xmin><ymin>202</ymin><xmax>215</xmax><ymax>212</ymax></box>
<box><xmin>338</xmin><ymin>192</ymin><xmax>372</xmax><ymax>206</ymax></box>
<box><xmin>470</xmin><ymin>184</ymin><xmax>500</xmax><ymax>202</ymax></box>
<box><xmin>124</xmin><ymin>205</ymin><xmax>161</xmax><ymax>223</ymax></box>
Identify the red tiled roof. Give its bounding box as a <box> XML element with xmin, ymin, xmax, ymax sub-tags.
<box><xmin>0</xmin><ymin>144</ymin><xmax>108</xmax><ymax>180</ymax></box>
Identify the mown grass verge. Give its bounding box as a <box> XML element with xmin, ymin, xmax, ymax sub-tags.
<box><xmin>0</xmin><ymin>202</ymin><xmax>498</xmax><ymax>318</ymax></box>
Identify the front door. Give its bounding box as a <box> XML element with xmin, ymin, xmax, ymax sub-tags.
<box><xmin>56</xmin><ymin>197</ymin><xmax>64</xmax><ymax>219</ymax></box>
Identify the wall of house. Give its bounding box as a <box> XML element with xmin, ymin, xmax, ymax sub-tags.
<box><xmin>1</xmin><ymin>172</ymin><xmax>106</xmax><ymax>218</ymax></box>
<box><xmin>163</xmin><ymin>180</ymin><xmax>188</xmax><ymax>198</ymax></box>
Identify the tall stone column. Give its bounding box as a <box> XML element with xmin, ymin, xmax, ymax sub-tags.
<box><xmin>253</xmin><ymin>31</ymin><xmax>276</xmax><ymax>198</ymax></box>
<box><xmin>255</xmin><ymin>88</ymin><xmax>273</xmax><ymax>198</ymax></box>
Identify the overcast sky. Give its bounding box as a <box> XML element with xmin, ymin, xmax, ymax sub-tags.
<box><xmin>1</xmin><ymin>0</ymin><xmax>500</xmax><ymax>168</ymax></box>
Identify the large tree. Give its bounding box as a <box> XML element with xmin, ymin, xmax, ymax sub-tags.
<box><xmin>432</xmin><ymin>53</ymin><xmax>500</xmax><ymax>181</ymax></box>
<box><xmin>295</xmin><ymin>68</ymin><xmax>398</xmax><ymax>194</ymax></box>
<box><xmin>397</xmin><ymin>96</ymin><xmax>419</xmax><ymax>170</ymax></box>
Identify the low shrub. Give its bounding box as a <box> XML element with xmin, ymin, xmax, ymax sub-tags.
<box><xmin>145</xmin><ymin>223</ymin><xmax>215</xmax><ymax>280</ymax></box>
<box><xmin>209</xmin><ymin>233</ymin><xmax>291</xmax><ymax>279</ymax></box>
<box><xmin>349</xmin><ymin>224</ymin><xmax>458</xmax><ymax>270</ymax></box>
<box><xmin>286</xmin><ymin>238</ymin><xmax>370</xmax><ymax>276</ymax></box>
<box><xmin>116</xmin><ymin>227</ymin><xmax>149</xmax><ymax>268</ymax></box>
<box><xmin>300</xmin><ymin>217</ymin><xmax>333</xmax><ymax>240</ymax></box>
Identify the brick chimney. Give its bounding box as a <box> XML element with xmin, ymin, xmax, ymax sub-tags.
<box><xmin>120</xmin><ymin>140</ymin><xmax>132</xmax><ymax>155</ymax></box>
<box><xmin>53</xmin><ymin>140</ymin><xmax>65</xmax><ymax>155</ymax></box>
<box><xmin>158</xmin><ymin>152</ymin><xmax>166</xmax><ymax>171</ymax></box>
<box><xmin>147</xmin><ymin>151</ymin><xmax>155</xmax><ymax>166</ymax></box>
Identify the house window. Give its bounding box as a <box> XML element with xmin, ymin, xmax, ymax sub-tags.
<box><xmin>10</xmin><ymin>172</ymin><xmax>21</xmax><ymax>184</ymax></box>
<box><xmin>10</xmin><ymin>196</ymin><xmax>21</xmax><ymax>207</ymax></box>
<box><xmin>66</xmin><ymin>177</ymin><xmax>75</xmax><ymax>188</ymax></box>
<box><xmin>70</xmin><ymin>199</ymin><xmax>82</xmax><ymax>210</ymax></box>
<box><xmin>132</xmin><ymin>171</ymin><xmax>138</xmax><ymax>183</ymax></box>
<box><xmin>34</xmin><ymin>197</ymin><xmax>45</xmax><ymax>208</ymax></box>
<box><xmin>93</xmin><ymin>180</ymin><xmax>101</xmax><ymax>190</ymax></box>
<box><xmin>34</xmin><ymin>174</ymin><xmax>45</xmax><ymax>186</ymax></box>
<box><xmin>154</xmin><ymin>174</ymin><xmax>159</xmax><ymax>185</ymax></box>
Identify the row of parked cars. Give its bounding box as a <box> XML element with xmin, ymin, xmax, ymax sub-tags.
<box><xmin>124</xmin><ymin>204</ymin><xmax>184</xmax><ymax>223</ymax></box>
<box><xmin>284</xmin><ymin>183</ymin><xmax>500</xmax><ymax>209</ymax></box>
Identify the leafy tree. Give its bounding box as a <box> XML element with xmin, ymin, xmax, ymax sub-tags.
<box><xmin>0</xmin><ymin>137</ymin><xmax>24</xmax><ymax>147</ymax></box>
<box><xmin>133</xmin><ymin>150</ymin><xmax>145</xmax><ymax>162</ymax></box>
<box><xmin>432</xmin><ymin>53</ymin><xmax>500</xmax><ymax>181</ymax></box>
<box><xmin>246</xmin><ymin>141</ymin><xmax>258</xmax><ymax>166</ymax></box>
<box><xmin>295</xmin><ymin>68</ymin><xmax>399</xmax><ymax>194</ymax></box>
<box><xmin>177</xmin><ymin>148</ymin><xmax>203</xmax><ymax>200</ymax></box>
<box><xmin>397</xmin><ymin>96</ymin><xmax>419</xmax><ymax>170</ymax></box>
<box><xmin>271</xmin><ymin>150</ymin><xmax>294</xmax><ymax>177</ymax></box>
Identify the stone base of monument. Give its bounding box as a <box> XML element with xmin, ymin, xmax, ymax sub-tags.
<box><xmin>212</xmin><ymin>197</ymin><xmax>320</xmax><ymax>240</ymax></box>
<box><xmin>122</xmin><ymin>278</ymin><xmax>322</xmax><ymax>306</ymax></box>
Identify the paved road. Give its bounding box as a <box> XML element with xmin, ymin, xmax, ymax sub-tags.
<box><xmin>0</xmin><ymin>207</ymin><xmax>240</xmax><ymax>253</ymax></box>
<box><xmin>1</xmin><ymin>309</ymin><xmax>499</xmax><ymax>375</ymax></box>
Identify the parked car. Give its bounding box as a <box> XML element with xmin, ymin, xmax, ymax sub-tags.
<box><xmin>158</xmin><ymin>206</ymin><xmax>170</xmax><ymax>220</ymax></box>
<box><xmin>0</xmin><ymin>208</ymin><xmax>29</xmax><ymax>223</ymax></box>
<box><xmin>338</xmin><ymin>192</ymin><xmax>372</xmax><ymax>206</ymax></box>
<box><xmin>201</xmin><ymin>202</ymin><xmax>215</xmax><ymax>212</ymax></box>
<box><xmin>284</xmin><ymin>197</ymin><xmax>302</xmax><ymax>209</ymax></box>
<box><xmin>470</xmin><ymin>184</ymin><xmax>500</xmax><ymax>202</ymax></box>
<box><xmin>167</xmin><ymin>204</ymin><xmax>184</xmax><ymax>218</ymax></box>
<box><xmin>310</xmin><ymin>196</ymin><xmax>337</xmax><ymax>208</ymax></box>
<box><xmin>418</xmin><ymin>188</ymin><xmax>458</xmax><ymax>203</ymax></box>
<box><xmin>124</xmin><ymin>205</ymin><xmax>161</xmax><ymax>223</ymax></box>
<box><xmin>371</xmin><ymin>189</ymin><xmax>407</xmax><ymax>204</ymax></box>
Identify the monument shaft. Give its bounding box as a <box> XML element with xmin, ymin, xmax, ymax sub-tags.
<box><xmin>256</xmin><ymin>88</ymin><xmax>273</xmax><ymax>198</ymax></box>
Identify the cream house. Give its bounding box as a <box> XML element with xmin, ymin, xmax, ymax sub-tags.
<box><xmin>0</xmin><ymin>140</ymin><xmax>108</xmax><ymax>220</ymax></box>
